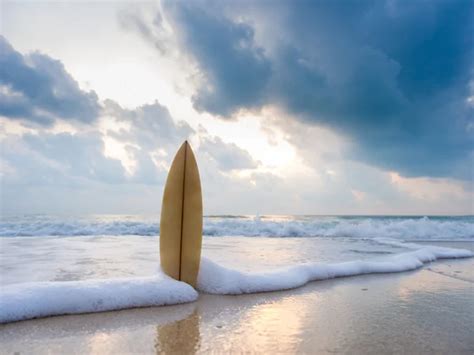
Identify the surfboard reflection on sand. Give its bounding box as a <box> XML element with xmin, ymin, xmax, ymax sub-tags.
<box><xmin>154</xmin><ymin>310</ymin><xmax>201</xmax><ymax>354</ymax></box>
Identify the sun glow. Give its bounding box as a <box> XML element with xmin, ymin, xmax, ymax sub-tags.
<box><xmin>102</xmin><ymin>136</ymin><xmax>137</xmax><ymax>175</ymax></box>
<box><xmin>199</xmin><ymin>112</ymin><xmax>298</xmax><ymax>174</ymax></box>
<box><xmin>389</xmin><ymin>172</ymin><xmax>466</xmax><ymax>201</ymax></box>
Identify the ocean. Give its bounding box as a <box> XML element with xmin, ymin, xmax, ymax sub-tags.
<box><xmin>1</xmin><ymin>214</ymin><xmax>473</xmax><ymax>239</ymax></box>
<box><xmin>1</xmin><ymin>214</ymin><xmax>473</xmax><ymax>322</ymax></box>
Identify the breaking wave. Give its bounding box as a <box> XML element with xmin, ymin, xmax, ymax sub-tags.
<box><xmin>0</xmin><ymin>215</ymin><xmax>473</xmax><ymax>241</ymax></box>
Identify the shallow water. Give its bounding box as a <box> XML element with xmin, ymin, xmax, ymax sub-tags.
<box><xmin>0</xmin><ymin>215</ymin><xmax>473</xmax><ymax>324</ymax></box>
<box><xmin>2</xmin><ymin>213</ymin><xmax>472</xmax><ymax>285</ymax></box>
<box><xmin>1</xmin><ymin>256</ymin><xmax>473</xmax><ymax>354</ymax></box>
<box><xmin>0</xmin><ymin>235</ymin><xmax>408</xmax><ymax>285</ymax></box>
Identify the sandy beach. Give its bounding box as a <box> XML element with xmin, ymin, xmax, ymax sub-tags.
<box><xmin>1</xmin><ymin>241</ymin><xmax>472</xmax><ymax>354</ymax></box>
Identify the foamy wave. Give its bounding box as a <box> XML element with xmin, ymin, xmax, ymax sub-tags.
<box><xmin>0</xmin><ymin>219</ymin><xmax>157</xmax><ymax>237</ymax></box>
<box><xmin>0</xmin><ymin>275</ymin><xmax>198</xmax><ymax>323</ymax></box>
<box><xmin>0</xmin><ymin>215</ymin><xmax>473</xmax><ymax>240</ymax></box>
<box><xmin>1</xmin><ymin>242</ymin><xmax>472</xmax><ymax>323</ymax></box>
<box><xmin>197</xmin><ymin>244</ymin><xmax>472</xmax><ymax>294</ymax></box>
<box><xmin>204</xmin><ymin>216</ymin><xmax>474</xmax><ymax>240</ymax></box>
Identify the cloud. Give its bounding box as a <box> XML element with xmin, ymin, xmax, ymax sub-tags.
<box><xmin>1</xmin><ymin>10</ymin><xmax>472</xmax><ymax>215</ymax></box>
<box><xmin>0</xmin><ymin>119</ymin><xmax>265</xmax><ymax>214</ymax></box>
<box><xmin>104</xmin><ymin>99</ymin><xmax>193</xmax><ymax>151</ymax></box>
<box><xmin>118</xmin><ymin>8</ymin><xmax>170</xmax><ymax>55</ymax></box>
<box><xmin>102</xmin><ymin>99</ymin><xmax>194</xmax><ymax>184</ymax></box>
<box><xmin>154</xmin><ymin>0</ymin><xmax>473</xmax><ymax>179</ymax></box>
<box><xmin>199</xmin><ymin>136</ymin><xmax>259</xmax><ymax>171</ymax></box>
<box><xmin>164</xmin><ymin>1</ymin><xmax>272</xmax><ymax>116</ymax></box>
<box><xmin>1</xmin><ymin>132</ymin><xmax>126</xmax><ymax>187</ymax></box>
<box><xmin>0</xmin><ymin>36</ymin><xmax>100</xmax><ymax>126</ymax></box>
<box><xmin>0</xmin><ymin>75</ymin><xmax>265</xmax><ymax>213</ymax></box>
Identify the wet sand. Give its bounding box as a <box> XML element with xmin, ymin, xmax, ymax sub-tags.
<box><xmin>1</xmin><ymin>244</ymin><xmax>473</xmax><ymax>354</ymax></box>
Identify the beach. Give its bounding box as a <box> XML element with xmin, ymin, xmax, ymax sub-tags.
<box><xmin>2</xmin><ymin>0</ymin><xmax>473</xmax><ymax>352</ymax></box>
<box><xmin>1</xmin><ymin>245</ymin><xmax>473</xmax><ymax>354</ymax></box>
<box><xmin>0</xmin><ymin>216</ymin><xmax>473</xmax><ymax>353</ymax></box>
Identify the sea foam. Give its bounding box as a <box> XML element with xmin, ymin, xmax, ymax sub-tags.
<box><xmin>1</xmin><ymin>215</ymin><xmax>473</xmax><ymax>240</ymax></box>
<box><xmin>1</xmin><ymin>242</ymin><xmax>471</xmax><ymax>323</ymax></box>
<box><xmin>197</xmin><ymin>244</ymin><xmax>472</xmax><ymax>294</ymax></box>
<box><xmin>0</xmin><ymin>276</ymin><xmax>198</xmax><ymax>323</ymax></box>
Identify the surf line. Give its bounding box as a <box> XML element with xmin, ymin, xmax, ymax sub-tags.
<box><xmin>1</xmin><ymin>243</ymin><xmax>472</xmax><ymax>323</ymax></box>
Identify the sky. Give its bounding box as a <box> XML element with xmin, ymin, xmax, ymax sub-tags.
<box><xmin>0</xmin><ymin>0</ymin><xmax>473</xmax><ymax>215</ymax></box>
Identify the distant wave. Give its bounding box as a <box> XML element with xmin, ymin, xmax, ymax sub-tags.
<box><xmin>0</xmin><ymin>215</ymin><xmax>473</xmax><ymax>241</ymax></box>
<box><xmin>203</xmin><ymin>216</ymin><xmax>474</xmax><ymax>240</ymax></box>
<box><xmin>0</xmin><ymin>220</ymin><xmax>158</xmax><ymax>237</ymax></box>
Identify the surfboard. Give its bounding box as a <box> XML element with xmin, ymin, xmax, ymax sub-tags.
<box><xmin>160</xmin><ymin>141</ymin><xmax>203</xmax><ymax>287</ymax></box>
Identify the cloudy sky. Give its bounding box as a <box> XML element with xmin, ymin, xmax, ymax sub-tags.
<box><xmin>0</xmin><ymin>0</ymin><xmax>473</xmax><ymax>215</ymax></box>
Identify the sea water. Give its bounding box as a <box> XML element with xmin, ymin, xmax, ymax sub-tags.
<box><xmin>0</xmin><ymin>215</ymin><xmax>473</xmax><ymax>322</ymax></box>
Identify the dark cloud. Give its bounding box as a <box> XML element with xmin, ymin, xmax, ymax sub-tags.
<box><xmin>0</xmin><ymin>36</ymin><xmax>100</xmax><ymax>126</ymax></box>
<box><xmin>157</xmin><ymin>0</ymin><xmax>473</xmax><ymax>179</ymax></box>
<box><xmin>165</xmin><ymin>1</ymin><xmax>272</xmax><ymax>116</ymax></box>
<box><xmin>199</xmin><ymin>136</ymin><xmax>259</xmax><ymax>171</ymax></box>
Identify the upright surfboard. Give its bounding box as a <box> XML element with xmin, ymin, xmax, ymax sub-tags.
<box><xmin>160</xmin><ymin>141</ymin><xmax>203</xmax><ymax>287</ymax></box>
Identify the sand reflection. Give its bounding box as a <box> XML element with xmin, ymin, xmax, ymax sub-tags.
<box><xmin>154</xmin><ymin>310</ymin><xmax>201</xmax><ymax>354</ymax></box>
<box><xmin>235</xmin><ymin>297</ymin><xmax>306</xmax><ymax>352</ymax></box>
<box><xmin>396</xmin><ymin>260</ymin><xmax>473</xmax><ymax>302</ymax></box>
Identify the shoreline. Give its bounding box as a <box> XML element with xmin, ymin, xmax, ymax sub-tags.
<box><xmin>1</xmin><ymin>242</ymin><xmax>473</xmax><ymax>354</ymax></box>
<box><xmin>1</xmin><ymin>241</ymin><xmax>472</xmax><ymax>323</ymax></box>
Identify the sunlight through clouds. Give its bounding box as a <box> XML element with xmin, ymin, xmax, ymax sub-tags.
<box><xmin>0</xmin><ymin>0</ymin><xmax>472</xmax><ymax>215</ymax></box>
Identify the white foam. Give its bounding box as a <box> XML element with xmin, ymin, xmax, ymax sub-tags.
<box><xmin>1</xmin><ymin>215</ymin><xmax>473</xmax><ymax>241</ymax></box>
<box><xmin>0</xmin><ymin>275</ymin><xmax>197</xmax><ymax>323</ymax></box>
<box><xmin>204</xmin><ymin>216</ymin><xmax>474</xmax><ymax>240</ymax></box>
<box><xmin>197</xmin><ymin>245</ymin><xmax>473</xmax><ymax>294</ymax></box>
<box><xmin>1</xmin><ymin>242</ymin><xmax>472</xmax><ymax>323</ymax></box>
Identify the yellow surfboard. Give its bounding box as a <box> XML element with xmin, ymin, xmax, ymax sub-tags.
<box><xmin>160</xmin><ymin>141</ymin><xmax>203</xmax><ymax>287</ymax></box>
